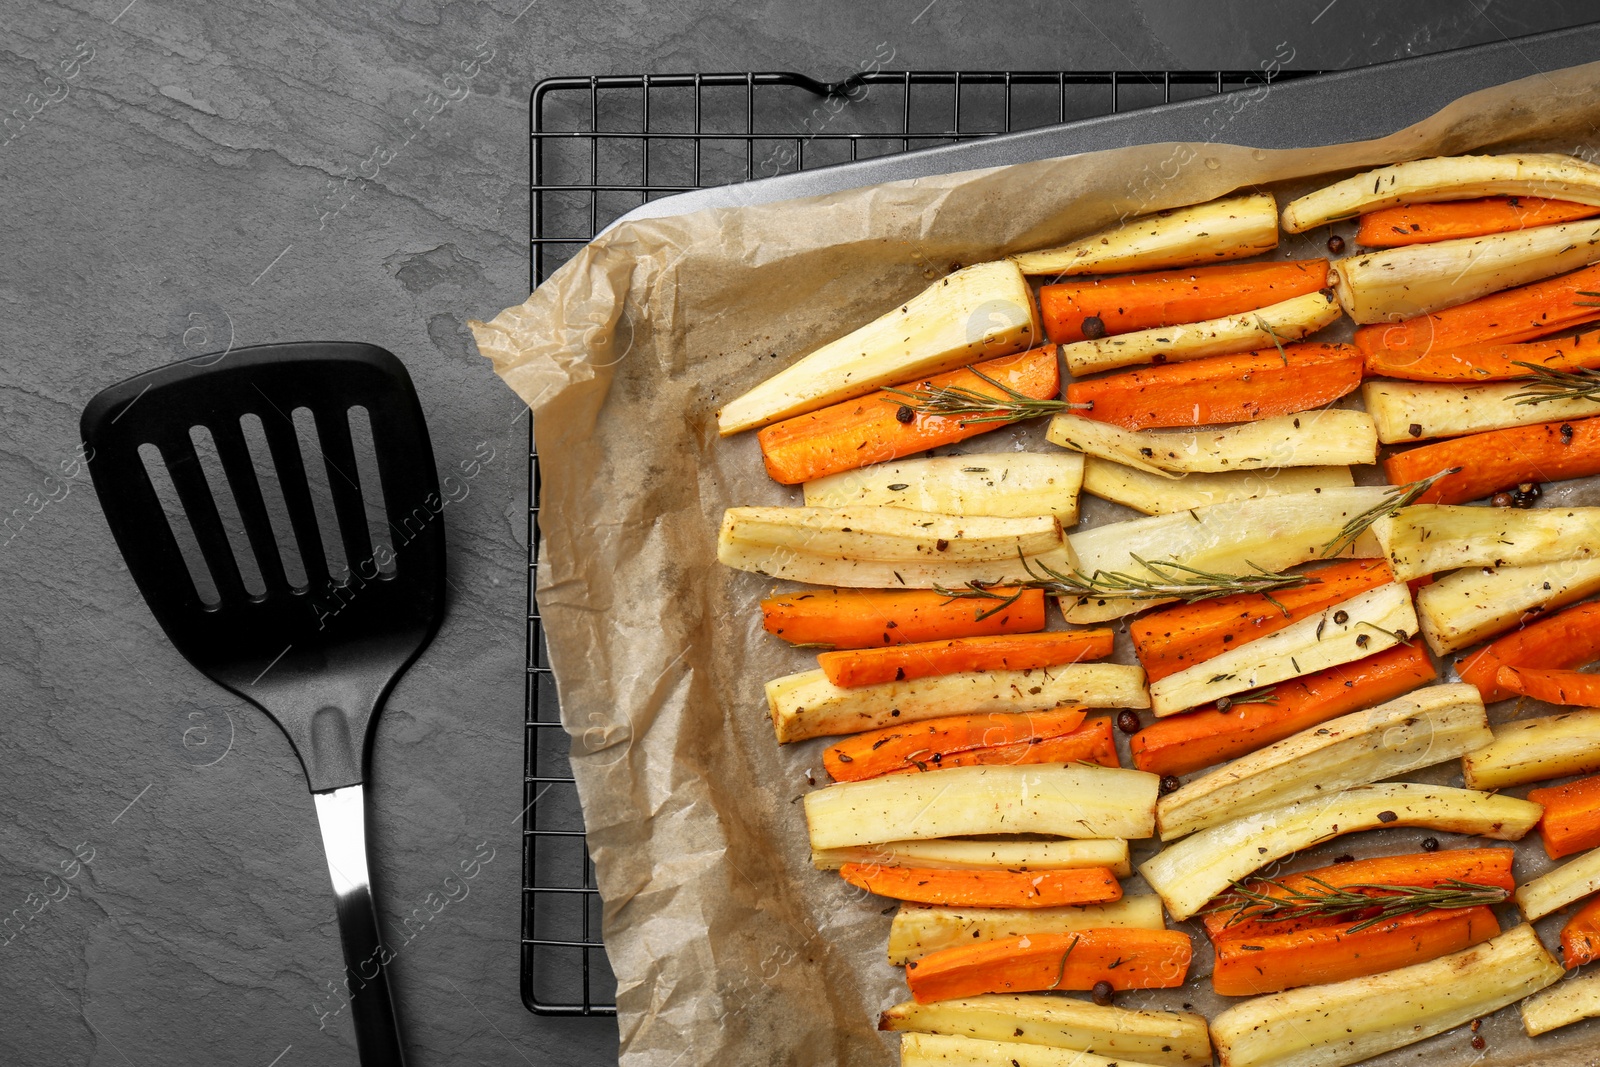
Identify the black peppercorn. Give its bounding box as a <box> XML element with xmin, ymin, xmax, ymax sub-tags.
<box><xmin>1333</xmin><ymin>610</ymin><xmax>1349</xmax><ymax>625</ymax></box>
<box><xmin>895</xmin><ymin>404</ymin><xmax>915</xmax><ymax>424</ymax></box>
<box><xmin>1159</xmin><ymin>775</ymin><xmax>1181</xmax><ymax>795</ymax></box>
<box><xmin>1333</xmin><ymin>854</ymin><xmax>1355</xmax><ymax>864</ymax></box>
<box><xmin>1091</xmin><ymin>980</ymin><xmax>1114</xmax><ymax>1006</ymax></box>
<box><xmin>1081</xmin><ymin>315</ymin><xmax>1107</xmax><ymax>340</ymax></box>
<box><xmin>1509</xmin><ymin>481</ymin><xmax>1541</xmax><ymax>508</ymax></box>
<box><xmin>1421</xmin><ymin>836</ymin><xmax>1439</xmax><ymax>852</ymax></box>
<box><xmin>1116</xmin><ymin>710</ymin><xmax>1142</xmax><ymax>735</ymax></box>
<box><xmin>1327</xmin><ymin>234</ymin><xmax>1345</xmax><ymax>255</ymax></box>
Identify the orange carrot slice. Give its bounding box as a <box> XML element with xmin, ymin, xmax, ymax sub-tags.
<box><xmin>1040</xmin><ymin>259</ymin><xmax>1329</xmax><ymax>344</ymax></box>
<box><xmin>1456</xmin><ymin>601</ymin><xmax>1600</xmax><ymax>702</ymax></box>
<box><xmin>1065</xmin><ymin>343</ymin><xmax>1362</xmax><ymax>430</ymax></box>
<box><xmin>839</xmin><ymin>863</ymin><xmax>1122</xmax><ymax>909</ymax></box>
<box><xmin>1203</xmin><ymin>849</ymin><xmax>1515</xmax><ymax>943</ymax></box>
<box><xmin>1529</xmin><ymin>775</ymin><xmax>1600</xmax><ymax>860</ymax></box>
<box><xmin>1130</xmin><ymin>560</ymin><xmax>1394</xmax><ymax>684</ymax></box>
<box><xmin>1563</xmin><ymin>894</ymin><xmax>1600</xmax><ymax>967</ymax></box>
<box><xmin>758</xmin><ymin>348</ymin><xmax>1059</xmax><ymax>485</ymax></box>
<box><xmin>1383</xmin><ymin>416</ymin><xmax>1600</xmax><ymax>505</ymax></box>
<box><xmin>817</xmin><ymin>630</ymin><xmax>1113</xmax><ymax>688</ymax></box>
<box><xmin>1497</xmin><ymin>665</ymin><xmax>1600</xmax><ymax>706</ymax></box>
<box><xmin>905</xmin><ymin>928</ymin><xmax>1192</xmax><ymax>1003</ymax></box>
<box><xmin>1129</xmin><ymin>642</ymin><xmax>1437</xmax><ymax>777</ymax></box>
<box><xmin>1356</xmin><ymin>196</ymin><xmax>1600</xmax><ymax>248</ymax></box>
<box><xmin>759</xmin><ymin>587</ymin><xmax>1047</xmax><ymax>650</ymax></box>
<box><xmin>823</xmin><ymin>707</ymin><xmax>1092</xmax><ymax>783</ymax></box>
<box><xmin>1353</xmin><ymin>263</ymin><xmax>1600</xmax><ymax>360</ymax></box>
<box><xmin>1211</xmin><ymin>906</ymin><xmax>1498</xmax><ymax>996</ymax></box>
<box><xmin>1363</xmin><ymin>330</ymin><xmax>1600</xmax><ymax>381</ymax></box>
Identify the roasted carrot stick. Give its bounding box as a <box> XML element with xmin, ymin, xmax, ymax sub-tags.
<box><xmin>1563</xmin><ymin>894</ymin><xmax>1600</xmax><ymax>967</ymax></box>
<box><xmin>1130</xmin><ymin>560</ymin><xmax>1394</xmax><ymax>684</ymax></box>
<box><xmin>1356</xmin><ymin>196</ymin><xmax>1600</xmax><ymax>249</ymax></box>
<box><xmin>1496</xmin><ymin>665</ymin><xmax>1600</xmax><ymax>707</ymax></box>
<box><xmin>1129</xmin><ymin>642</ymin><xmax>1437</xmax><ymax>777</ymax></box>
<box><xmin>1203</xmin><ymin>849</ymin><xmax>1516</xmax><ymax>943</ymax></box>
<box><xmin>905</xmin><ymin>928</ymin><xmax>1192</xmax><ymax>1004</ymax></box>
<box><xmin>1529</xmin><ymin>776</ymin><xmax>1600</xmax><ymax>860</ymax></box>
<box><xmin>1383</xmin><ymin>416</ymin><xmax>1600</xmax><ymax>505</ymax></box>
<box><xmin>1363</xmin><ymin>330</ymin><xmax>1600</xmax><ymax>382</ymax></box>
<box><xmin>757</xmin><ymin>348</ymin><xmax>1060</xmax><ymax>485</ymax></box>
<box><xmin>1353</xmin><ymin>263</ymin><xmax>1600</xmax><ymax>360</ymax></box>
<box><xmin>1040</xmin><ymin>259</ymin><xmax>1329</xmax><ymax>344</ymax></box>
<box><xmin>1065</xmin><ymin>343</ymin><xmax>1363</xmax><ymax>430</ymax></box>
<box><xmin>760</xmin><ymin>587</ymin><xmax>1047</xmax><ymax>649</ymax></box>
<box><xmin>823</xmin><ymin>707</ymin><xmax>1093</xmax><ymax>782</ymax></box>
<box><xmin>1456</xmin><ymin>601</ymin><xmax>1600</xmax><ymax>702</ymax></box>
<box><xmin>839</xmin><ymin>863</ymin><xmax>1122</xmax><ymax>909</ymax></box>
<box><xmin>817</xmin><ymin>630</ymin><xmax>1114</xmax><ymax>688</ymax></box>
<box><xmin>1211</xmin><ymin>906</ymin><xmax>1498</xmax><ymax>996</ymax></box>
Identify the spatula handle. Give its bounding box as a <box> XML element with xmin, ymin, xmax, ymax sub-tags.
<box><xmin>314</xmin><ymin>785</ymin><xmax>407</xmax><ymax>1066</ymax></box>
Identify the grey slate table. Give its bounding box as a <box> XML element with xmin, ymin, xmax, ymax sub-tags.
<box><xmin>2</xmin><ymin>2</ymin><xmax>1596</xmax><ymax>1064</ymax></box>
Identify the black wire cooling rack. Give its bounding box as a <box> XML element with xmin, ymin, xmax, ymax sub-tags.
<box><xmin>523</xmin><ymin>65</ymin><xmax>1316</xmax><ymax>1016</ymax></box>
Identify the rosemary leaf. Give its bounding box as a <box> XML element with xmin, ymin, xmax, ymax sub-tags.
<box><xmin>1319</xmin><ymin>468</ymin><xmax>1462</xmax><ymax>558</ymax></box>
<box><xmin>883</xmin><ymin>368</ymin><xmax>1083</xmax><ymax>427</ymax></box>
<box><xmin>1508</xmin><ymin>361</ymin><xmax>1600</xmax><ymax>406</ymax></box>
<box><xmin>939</xmin><ymin>551</ymin><xmax>1317</xmax><ymax>606</ymax></box>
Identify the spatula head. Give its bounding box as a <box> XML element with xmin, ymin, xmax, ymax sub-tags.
<box><xmin>81</xmin><ymin>342</ymin><xmax>446</xmax><ymax>791</ymax></box>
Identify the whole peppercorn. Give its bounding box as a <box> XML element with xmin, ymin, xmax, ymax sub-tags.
<box><xmin>895</xmin><ymin>404</ymin><xmax>915</xmax><ymax>424</ymax></box>
<box><xmin>1491</xmin><ymin>492</ymin><xmax>1514</xmax><ymax>508</ymax></box>
<box><xmin>1333</xmin><ymin>854</ymin><xmax>1355</xmax><ymax>865</ymax></box>
<box><xmin>1509</xmin><ymin>481</ymin><xmax>1542</xmax><ymax>508</ymax></box>
<box><xmin>1327</xmin><ymin>234</ymin><xmax>1345</xmax><ymax>255</ymax></box>
<box><xmin>1471</xmin><ymin>1035</ymin><xmax>1486</xmax><ymax>1051</ymax></box>
<box><xmin>1091</xmin><ymin>980</ymin><xmax>1115</xmax><ymax>1006</ymax></box>
<box><xmin>1116</xmin><ymin>710</ymin><xmax>1142</xmax><ymax>735</ymax></box>
<box><xmin>1421</xmin><ymin>836</ymin><xmax>1439</xmax><ymax>852</ymax></box>
<box><xmin>1159</xmin><ymin>775</ymin><xmax>1182</xmax><ymax>796</ymax></box>
<box><xmin>1081</xmin><ymin>315</ymin><xmax>1107</xmax><ymax>340</ymax></box>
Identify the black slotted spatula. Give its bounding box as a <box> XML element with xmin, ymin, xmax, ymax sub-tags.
<box><xmin>81</xmin><ymin>342</ymin><xmax>446</xmax><ymax>1066</ymax></box>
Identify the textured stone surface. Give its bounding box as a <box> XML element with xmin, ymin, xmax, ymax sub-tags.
<box><xmin>0</xmin><ymin>2</ymin><xmax>1595</xmax><ymax>1064</ymax></box>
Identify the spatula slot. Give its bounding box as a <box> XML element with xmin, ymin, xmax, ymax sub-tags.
<box><xmin>190</xmin><ymin>425</ymin><xmax>267</xmax><ymax>598</ymax></box>
<box><xmin>239</xmin><ymin>413</ymin><xmax>311</xmax><ymax>592</ymax></box>
<box><xmin>291</xmin><ymin>406</ymin><xmax>351</xmax><ymax>586</ymax></box>
<box><xmin>347</xmin><ymin>405</ymin><xmax>397</xmax><ymax>578</ymax></box>
<box><xmin>138</xmin><ymin>441</ymin><xmax>222</xmax><ymax>607</ymax></box>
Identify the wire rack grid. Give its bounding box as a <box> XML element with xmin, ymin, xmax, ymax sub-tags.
<box><xmin>523</xmin><ymin>65</ymin><xmax>1313</xmax><ymax>1016</ymax></box>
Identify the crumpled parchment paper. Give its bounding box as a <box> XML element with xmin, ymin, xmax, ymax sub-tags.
<box><xmin>470</xmin><ymin>60</ymin><xmax>1600</xmax><ymax>1067</ymax></box>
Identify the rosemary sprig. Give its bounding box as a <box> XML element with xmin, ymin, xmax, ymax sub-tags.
<box><xmin>1206</xmin><ymin>876</ymin><xmax>1510</xmax><ymax>933</ymax></box>
<box><xmin>937</xmin><ymin>553</ymin><xmax>1317</xmax><ymax>607</ymax></box>
<box><xmin>883</xmin><ymin>368</ymin><xmax>1084</xmax><ymax>426</ymax></box>
<box><xmin>1509</xmin><ymin>361</ymin><xmax>1600</xmax><ymax>406</ymax></box>
<box><xmin>1319</xmin><ymin>468</ymin><xmax>1463</xmax><ymax>558</ymax></box>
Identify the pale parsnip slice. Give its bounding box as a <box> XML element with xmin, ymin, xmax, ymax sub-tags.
<box><xmin>1062</xmin><ymin>486</ymin><xmax>1390</xmax><ymax>623</ymax></box>
<box><xmin>1523</xmin><ymin>968</ymin><xmax>1600</xmax><ymax>1035</ymax></box>
<box><xmin>1415</xmin><ymin>557</ymin><xmax>1600</xmax><ymax>655</ymax></box>
<box><xmin>900</xmin><ymin>1032</ymin><xmax>1165</xmax><ymax>1067</ymax></box>
<box><xmin>1137</xmin><ymin>782</ymin><xmax>1540</xmax><ymax>921</ymax></box>
<box><xmin>1080</xmin><ymin>459</ymin><xmax>1353</xmax><ymax>515</ymax></box>
<box><xmin>1057</xmin><ymin>289</ymin><xmax>1340</xmax><ymax>374</ymax></box>
<box><xmin>887</xmin><ymin>898</ymin><xmax>1166</xmax><ymax>965</ymax></box>
<box><xmin>1331</xmin><ymin>217</ymin><xmax>1600</xmax><ymax>323</ymax></box>
<box><xmin>1281</xmin><ymin>153</ymin><xmax>1600</xmax><ymax>232</ymax></box>
<box><xmin>1155</xmin><ymin>684</ymin><xmax>1489</xmax><ymax>840</ymax></box>
<box><xmin>803</xmin><ymin>453</ymin><xmax>1083</xmax><ymax>525</ymax></box>
<box><xmin>1462</xmin><ymin>707</ymin><xmax>1600</xmax><ymax>790</ymax></box>
<box><xmin>1373</xmin><ymin>503</ymin><xmax>1600</xmax><ymax>581</ymax></box>
<box><xmin>716</xmin><ymin>260</ymin><xmax>1040</xmax><ymax>434</ymax></box>
<box><xmin>881</xmin><ymin>994</ymin><xmax>1207</xmax><ymax>1066</ymax></box>
<box><xmin>768</xmin><ymin>663</ymin><xmax>1148</xmax><ymax>742</ymax></box>
<box><xmin>1362</xmin><ymin>378</ymin><xmax>1600</xmax><ymax>443</ymax></box>
<box><xmin>1209</xmin><ymin>924</ymin><xmax>1562</xmax><ymax>1067</ymax></box>
<box><xmin>1516</xmin><ymin>845</ymin><xmax>1600</xmax><ymax>921</ymax></box>
<box><xmin>717</xmin><ymin>505</ymin><xmax>1077</xmax><ymax>589</ymax></box>
<box><xmin>804</xmin><ymin>763</ymin><xmax>1160</xmax><ymax>850</ymax></box>
<box><xmin>812</xmin><ymin>837</ymin><xmax>1130</xmax><ymax>876</ymax></box>
<box><xmin>1047</xmin><ymin>410</ymin><xmax>1375</xmax><ymax>479</ymax></box>
<box><xmin>1011</xmin><ymin>193</ymin><xmax>1278</xmax><ymax>276</ymax></box>
<box><xmin>1146</xmin><ymin>582</ymin><xmax>1418</xmax><ymax>717</ymax></box>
